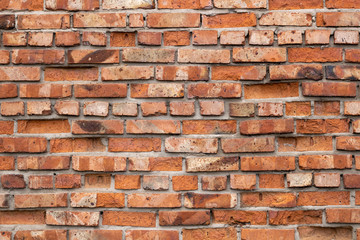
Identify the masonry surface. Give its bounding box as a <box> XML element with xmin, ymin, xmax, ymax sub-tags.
<box><xmin>1</xmin><ymin>0</ymin><xmax>360</xmax><ymax>239</ymax></box>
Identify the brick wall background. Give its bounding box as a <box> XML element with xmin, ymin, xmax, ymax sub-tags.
<box><xmin>0</xmin><ymin>0</ymin><xmax>360</xmax><ymax>239</ymax></box>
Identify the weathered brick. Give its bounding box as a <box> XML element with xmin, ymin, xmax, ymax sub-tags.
<box><xmin>103</xmin><ymin>211</ymin><xmax>155</xmax><ymax>227</ymax></box>
<box><xmin>270</xmin><ymin>64</ymin><xmax>323</xmax><ymax>80</ymax></box>
<box><xmin>202</xmin><ymin>176</ymin><xmax>227</xmax><ymax>190</ymax></box>
<box><xmin>230</xmin><ymin>174</ymin><xmax>256</xmax><ymax>190</ymax></box>
<box><xmin>160</xmin><ymin>211</ymin><xmax>210</xmax><ymax>225</ymax></box>
<box><xmin>0</xmin><ymin>156</ymin><xmax>15</xmax><ymax>170</ymax></box>
<box><xmin>287</xmin><ymin>173</ymin><xmax>313</xmax><ymax>187</ymax></box>
<box><xmin>103</xmin><ymin>0</ymin><xmax>154</xmax><ymax>9</ymax></box>
<box><xmin>20</xmin><ymin>84</ymin><xmax>71</xmax><ymax>98</ymax></box>
<box><xmin>278</xmin><ymin>136</ymin><xmax>333</xmax><ymax>152</ymax></box>
<box><xmin>55</xmin><ymin>100</ymin><xmax>79</xmax><ymax>116</ymax></box>
<box><xmin>18</xmin><ymin>120</ymin><xmax>70</xmax><ymax>134</ymax></box>
<box><xmin>147</xmin><ymin>13</ymin><xmax>200</xmax><ymax>28</ymax></box>
<box><xmin>138</xmin><ymin>32</ymin><xmax>162</xmax><ymax>45</ymax></box>
<box><xmin>143</xmin><ymin>175</ymin><xmax>169</xmax><ymax>190</ymax></box>
<box><xmin>113</xmin><ymin>103</ymin><xmax>138</xmax><ymax>116</ymax></box>
<box><xmin>172</xmin><ymin>176</ymin><xmax>198</xmax><ymax>191</ymax></box>
<box><xmin>200</xmin><ymin>101</ymin><xmax>224</xmax><ymax>116</ymax></box>
<box><xmin>123</xmin><ymin>48</ymin><xmax>175</xmax><ymax>63</ymax></box>
<box><xmin>29</xmin><ymin>175</ymin><xmax>53</xmax><ymax>189</ymax></box>
<box><xmin>158</xmin><ymin>0</ymin><xmax>212</xmax><ymax>9</ymax></box>
<box><xmin>109</xmin><ymin>138</ymin><xmax>161</xmax><ymax>152</ymax></box>
<box><xmin>0</xmin><ymin>137</ymin><xmax>46</xmax><ymax>153</ymax></box>
<box><xmin>188</xmin><ymin>83</ymin><xmax>241</xmax><ymax>98</ymax></box>
<box><xmin>1</xmin><ymin>174</ymin><xmax>26</xmax><ymax>189</ymax></box>
<box><xmin>221</xmin><ymin>137</ymin><xmax>275</xmax><ymax>153</ymax></box>
<box><xmin>164</xmin><ymin>31</ymin><xmax>190</xmax><ymax>46</ymax></box>
<box><xmin>183</xmin><ymin>228</ymin><xmax>237</xmax><ymax>240</ymax></box>
<box><xmin>82</xmin><ymin>32</ymin><xmax>107</xmax><ymax>46</ymax></box>
<box><xmin>297</xmin><ymin>119</ymin><xmax>349</xmax><ymax>134</ymax></box>
<box><xmin>314</xmin><ymin>173</ymin><xmax>341</xmax><ymax>187</ymax></box>
<box><xmin>289</xmin><ymin>48</ymin><xmax>342</xmax><ymax>62</ymax></box>
<box><xmin>269</xmin><ymin>0</ymin><xmax>322</xmax><ymax>9</ymax></box>
<box><xmin>170</xmin><ymin>102</ymin><xmax>195</xmax><ymax>116</ymax></box>
<box><xmin>14</xmin><ymin>230</ymin><xmax>67</xmax><ymax>240</ymax></box>
<box><xmin>257</xmin><ymin>102</ymin><xmax>283</xmax><ymax>116</ymax></box>
<box><xmin>69</xmin><ymin>230</ymin><xmax>122</xmax><ymax>240</ymax></box>
<box><xmin>229</xmin><ymin>103</ymin><xmax>255</xmax><ymax>117</ymax></box>
<box><xmin>129</xmin><ymin>157</ymin><xmax>182</xmax><ymax>171</ymax></box>
<box><xmin>45</xmin><ymin>67</ymin><xmax>98</xmax><ymax>82</ymax></box>
<box><xmin>317</xmin><ymin>12</ymin><xmax>360</xmax><ymax>27</ymax></box>
<box><xmin>72</xmin><ymin>120</ymin><xmax>124</xmax><ymax>135</ymax></box>
<box><xmin>212</xmin><ymin>66</ymin><xmax>266</xmax><ymax>81</ymax></box>
<box><xmin>73</xmin><ymin>13</ymin><xmax>126</xmax><ymax>27</ymax></box>
<box><xmin>128</xmin><ymin>193</ymin><xmax>181</xmax><ymax>208</ymax></box>
<box><xmin>115</xmin><ymin>175</ymin><xmax>141</xmax><ymax>189</ymax></box>
<box><xmin>83</xmin><ymin>101</ymin><xmax>109</xmax><ymax>116</ymax></box>
<box><xmin>0</xmin><ymin>67</ymin><xmax>40</xmax><ymax>81</ymax></box>
<box><xmin>129</xmin><ymin>13</ymin><xmax>144</xmax><ymax>28</ymax></box>
<box><xmin>75</xmin><ymin>84</ymin><xmax>126</xmax><ymax>98</ymax></box>
<box><xmin>260</xmin><ymin>12</ymin><xmax>312</xmax><ymax>26</ymax></box>
<box><xmin>241</xmin><ymin>156</ymin><xmax>296</xmax><ymax>171</ymax></box>
<box><xmin>335</xmin><ymin>30</ymin><xmax>359</xmax><ymax>44</ymax></box>
<box><xmin>186</xmin><ymin>157</ymin><xmax>238</xmax><ymax>172</ymax></box>
<box><xmin>68</xmin><ymin>50</ymin><xmax>119</xmax><ymax>64</ymax></box>
<box><xmin>269</xmin><ymin>210</ymin><xmax>322</xmax><ymax>225</ymax></box>
<box><xmin>346</xmin><ymin>49</ymin><xmax>360</xmax><ymax>63</ymax></box>
<box><xmin>178</xmin><ymin>49</ymin><xmax>230</xmax><ymax>63</ymax></box>
<box><xmin>18</xmin><ymin>156</ymin><xmax>70</xmax><ymax>170</ymax></box>
<box><xmin>193</xmin><ymin>30</ymin><xmax>217</xmax><ymax>45</ymax></box>
<box><xmin>46</xmin><ymin>0</ymin><xmax>99</xmax><ymax>10</ymax></box>
<box><xmin>259</xmin><ymin>174</ymin><xmax>285</xmax><ymax>189</ymax></box>
<box><xmin>12</xmin><ymin>49</ymin><xmax>65</xmax><ymax>65</ymax></box>
<box><xmin>110</xmin><ymin>32</ymin><xmax>136</xmax><ymax>47</ymax></box>
<box><xmin>278</xmin><ymin>30</ymin><xmax>303</xmax><ymax>45</ymax></box>
<box><xmin>28</xmin><ymin>32</ymin><xmax>53</xmax><ymax>47</ymax></box>
<box><xmin>141</xmin><ymin>102</ymin><xmax>167</xmax><ymax>116</ymax></box>
<box><xmin>3</xmin><ymin>32</ymin><xmax>27</xmax><ymax>47</ymax></box>
<box><xmin>326</xmin><ymin>208</ymin><xmax>360</xmax><ymax>223</ymax></box>
<box><xmin>298</xmin><ymin>226</ymin><xmax>352</xmax><ymax>240</ymax></box>
<box><xmin>18</xmin><ymin>14</ymin><xmax>69</xmax><ymax>29</ymax></box>
<box><xmin>233</xmin><ymin>47</ymin><xmax>286</xmax><ymax>62</ymax></box>
<box><xmin>302</xmin><ymin>82</ymin><xmax>356</xmax><ymax>97</ymax></box>
<box><xmin>15</xmin><ymin>193</ymin><xmax>67</xmax><ymax>208</ymax></box>
<box><xmin>127</xmin><ymin>120</ymin><xmax>180</xmax><ymax>134</ymax></box>
<box><xmin>240</xmin><ymin>119</ymin><xmax>294</xmax><ymax>135</ymax></box>
<box><xmin>126</xmin><ymin>230</ymin><xmax>179</xmax><ymax>240</ymax></box>
<box><xmin>55</xmin><ymin>174</ymin><xmax>81</xmax><ymax>188</ymax></box>
<box><xmin>305</xmin><ymin>30</ymin><xmax>331</xmax><ymax>44</ymax></box>
<box><xmin>220</xmin><ymin>31</ymin><xmax>245</xmax><ymax>45</ymax></box>
<box><xmin>165</xmin><ymin>137</ymin><xmax>218</xmax><ymax>153</ymax></box>
<box><xmin>299</xmin><ymin>155</ymin><xmax>352</xmax><ymax>169</ymax></box>
<box><xmin>1</xmin><ymin>102</ymin><xmax>24</xmax><ymax>116</ymax></box>
<box><xmin>50</xmin><ymin>138</ymin><xmax>105</xmax><ymax>153</ymax></box>
<box><xmin>0</xmin><ymin>0</ymin><xmax>43</xmax><ymax>10</ymax></box>
<box><xmin>249</xmin><ymin>30</ymin><xmax>274</xmax><ymax>45</ymax></box>
<box><xmin>314</xmin><ymin>101</ymin><xmax>340</xmax><ymax>116</ymax></box>
<box><xmin>27</xmin><ymin>101</ymin><xmax>52</xmax><ymax>115</ymax></box>
<box><xmin>46</xmin><ymin>211</ymin><xmax>99</xmax><ymax>226</ymax></box>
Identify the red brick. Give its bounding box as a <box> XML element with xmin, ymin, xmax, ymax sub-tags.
<box><xmin>269</xmin><ymin>0</ymin><xmax>323</xmax><ymax>9</ymax></box>
<box><xmin>125</xmin><ymin>230</ymin><xmax>179</xmax><ymax>240</ymax></box>
<box><xmin>127</xmin><ymin>120</ymin><xmax>180</xmax><ymax>134</ymax></box>
<box><xmin>0</xmin><ymin>137</ymin><xmax>46</xmax><ymax>153</ymax></box>
<box><xmin>200</xmin><ymin>101</ymin><xmax>224</xmax><ymax>115</ymax></box>
<box><xmin>346</xmin><ymin>49</ymin><xmax>360</xmax><ymax>63</ymax></box>
<box><xmin>299</xmin><ymin>191</ymin><xmax>349</xmax><ymax>206</ymax></box>
<box><xmin>193</xmin><ymin>30</ymin><xmax>217</xmax><ymax>45</ymax></box>
<box><xmin>0</xmin><ymin>84</ymin><xmax>17</xmax><ymax>99</ymax></box>
<box><xmin>73</xmin><ymin>13</ymin><xmax>126</xmax><ymax>28</ymax></box>
<box><xmin>165</xmin><ymin>137</ymin><xmax>218</xmax><ymax>153</ymax></box>
<box><xmin>305</xmin><ymin>30</ymin><xmax>331</xmax><ymax>44</ymax></box>
<box><xmin>202</xmin><ymin>176</ymin><xmax>227</xmax><ymax>190</ymax></box>
<box><xmin>27</xmin><ymin>101</ymin><xmax>51</xmax><ymax>115</ymax></box>
<box><xmin>298</xmin><ymin>227</ymin><xmax>352</xmax><ymax>240</ymax></box>
<box><xmin>241</xmin><ymin>156</ymin><xmax>295</xmax><ymax>171</ymax></box>
<box><xmin>278</xmin><ymin>136</ymin><xmax>333</xmax><ymax>152</ymax></box>
<box><xmin>160</xmin><ymin>211</ymin><xmax>210</xmax><ymax>226</ymax></box>
<box><xmin>213</xmin><ymin>210</ymin><xmax>266</xmax><ymax>225</ymax></box>
<box><xmin>45</xmin><ymin>0</ymin><xmax>99</xmax><ymax>10</ymax></box>
<box><xmin>82</xmin><ymin>32</ymin><xmax>107</xmax><ymax>46</ymax></box>
<box><xmin>241</xmin><ymin>192</ymin><xmax>296</xmax><ymax>207</ymax></box>
<box><xmin>72</xmin><ymin>120</ymin><xmax>124</xmax><ymax>135</ymax></box>
<box><xmin>184</xmin><ymin>193</ymin><xmax>237</xmax><ymax>208</ymax></box>
<box><xmin>83</xmin><ymin>101</ymin><xmax>109</xmax><ymax>116</ymax></box>
<box><xmin>0</xmin><ymin>67</ymin><xmax>40</xmax><ymax>81</ymax></box>
<box><xmin>240</xmin><ymin>119</ymin><xmax>294</xmax><ymax>135</ymax></box>
<box><xmin>1</xmin><ymin>174</ymin><xmax>25</xmax><ymax>189</ymax></box>
<box><xmin>289</xmin><ymin>47</ymin><xmax>342</xmax><ymax>62</ymax></box>
<box><xmin>110</xmin><ymin>32</ymin><xmax>136</xmax><ymax>47</ymax></box>
<box><xmin>0</xmin><ymin>121</ymin><xmax>13</xmax><ymax>134</ymax></box>
<box><xmin>314</xmin><ymin>101</ymin><xmax>340</xmax><ymax>116</ymax></box>
<box><xmin>203</xmin><ymin>13</ymin><xmax>256</xmax><ymax>28</ymax></box>
<box><xmin>233</xmin><ymin>47</ymin><xmax>286</xmax><ymax>62</ymax></box>
<box><xmin>54</xmin><ymin>100</ymin><xmax>79</xmax><ymax>116</ymax></box>
<box><xmin>172</xmin><ymin>176</ymin><xmax>198</xmax><ymax>191</ymax></box>
<box><xmin>186</xmin><ymin>157</ymin><xmax>238</xmax><ymax>172</ymax></box>
<box><xmin>257</xmin><ymin>102</ymin><xmax>283</xmax><ymax>116</ymax></box>
<box><xmin>138</xmin><ymin>32</ymin><xmax>162</xmax><ymax>45</ymax></box>
<box><xmin>12</xmin><ymin>49</ymin><xmax>65</xmax><ymax>65</ymax></box>
<box><xmin>69</xmin><ymin>230</ymin><xmax>122</xmax><ymax>240</ymax></box>
<box><xmin>50</xmin><ymin>138</ymin><xmax>105</xmax><ymax>153</ymax></box>
<box><xmin>102</xmin><ymin>66</ymin><xmax>154</xmax><ymax>81</ymax></box>
<box><xmin>183</xmin><ymin>228</ymin><xmax>237</xmax><ymax>240</ymax></box>
<box><xmin>46</xmin><ymin>211</ymin><xmax>99</xmax><ymax>226</ymax></box>
<box><xmin>1</xmin><ymin>102</ymin><xmax>24</xmax><ymax>116</ymax></box>
<box><xmin>269</xmin><ymin>210</ymin><xmax>322</xmax><ymax>225</ymax></box>
<box><xmin>2</xmin><ymin>32</ymin><xmax>27</xmax><ymax>46</ymax></box>
<box><xmin>18</xmin><ymin>14</ymin><xmax>70</xmax><ymax>29</ymax></box>
<box><xmin>55</xmin><ymin>174</ymin><xmax>81</xmax><ymax>189</ymax></box>
<box><xmin>183</xmin><ymin>120</ymin><xmax>236</xmax><ymax>134</ymax></box>
<box><xmin>164</xmin><ymin>31</ymin><xmax>190</xmax><ymax>46</ymax></box>
<box><xmin>123</xmin><ymin>48</ymin><xmax>175</xmax><ymax>63</ymax></box>
<box><xmin>278</xmin><ymin>30</ymin><xmax>303</xmax><ymax>45</ymax></box>
<box><xmin>115</xmin><ymin>175</ymin><xmax>140</xmax><ymax>189</ymax></box>
<box><xmin>14</xmin><ymin>230</ymin><xmax>67</xmax><ymax>240</ymax></box>
<box><xmin>141</xmin><ymin>102</ymin><xmax>167</xmax><ymax>116</ymax></box>
<box><xmin>317</xmin><ymin>12</ymin><xmax>360</xmax><ymax>27</ymax></box>
<box><xmin>221</xmin><ymin>137</ymin><xmax>275</xmax><ymax>153</ymax></box>
<box><xmin>18</xmin><ymin>120</ymin><xmax>70</xmax><ymax>134</ymax></box>
<box><xmin>0</xmin><ymin>156</ymin><xmax>15</xmax><ymax>170</ymax></box>
<box><xmin>244</xmin><ymin>82</ymin><xmax>299</xmax><ymax>99</ymax></box>
<box><xmin>326</xmin><ymin>65</ymin><xmax>360</xmax><ymax>80</ymax></box>
<box><xmin>109</xmin><ymin>138</ymin><xmax>161</xmax><ymax>152</ymax></box>
<box><xmin>299</xmin><ymin>155</ymin><xmax>352</xmax><ymax>169</ymax></box>
<box><xmin>326</xmin><ymin>0</ymin><xmax>360</xmax><ymax>8</ymax></box>
<box><xmin>45</xmin><ymin>67</ymin><xmax>98</xmax><ymax>82</ymax></box>
<box><xmin>55</xmin><ymin>32</ymin><xmax>80</xmax><ymax>46</ymax></box>
<box><xmin>314</xmin><ymin>173</ymin><xmax>341</xmax><ymax>187</ymax></box>
<box><xmin>29</xmin><ymin>175</ymin><xmax>53</xmax><ymax>189</ymax></box>
<box><xmin>302</xmin><ymin>82</ymin><xmax>356</xmax><ymax>97</ymax></box>
<box><xmin>68</xmin><ymin>50</ymin><xmax>119</xmax><ymax>64</ymax></box>
<box><xmin>178</xmin><ymin>49</ymin><xmax>230</xmax><ymax>63</ymax></box>
<box><xmin>212</xmin><ymin>66</ymin><xmax>266</xmax><ymax>81</ymax></box>
<box><xmin>0</xmin><ymin>0</ymin><xmax>43</xmax><ymax>10</ymax></box>
<box><xmin>103</xmin><ymin>0</ymin><xmax>154</xmax><ymax>9</ymax></box>
<box><xmin>0</xmin><ymin>15</ymin><xmax>15</xmax><ymax>29</ymax></box>
<box><xmin>28</xmin><ymin>32</ymin><xmax>53</xmax><ymax>47</ymax></box>
<box><xmin>0</xmin><ymin>211</ymin><xmax>45</xmax><ymax>225</ymax></box>
<box><xmin>170</xmin><ymin>102</ymin><xmax>195</xmax><ymax>116</ymax></box>
<box><xmin>158</xmin><ymin>0</ymin><xmax>212</xmax><ymax>9</ymax></box>
<box><xmin>270</xmin><ymin>64</ymin><xmax>323</xmax><ymax>80</ymax></box>
<box><xmin>260</xmin><ymin>12</ymin><xmax>312</xmax><ymax>26</ymax></box>
<box><xmin>143</xmin><ymin>175</ymin><xmax>169</xmax><ymax>190</ymax></box>
<box><xmin>20</xmin><ymin>84</ymin><xmax>71</xmax><ymax>98</ymax></box>
<box><xmin>241</xmin><ymin>229</ymin><xmax>295</xmax><ymax>240</ymax></box>
<box><xmin>220</xmin><ymin>31</ymin><xmax>245</xmax><ymax>45</ymax></box>
<box><xmin>84</xmin><ymin>174</ymin><xmax>111</xmax><ymax>189</ymax></box>
<box><xmin>326</xmin><ymin>208</ymin><xmax>360</xmax><ymax>223</ymax></box>
<box><xmin>74</xmin><ymin>84</ymin><xmax>126</xmax><ymax>98</ymax></box>
<box><xmin>188</xmin><ymin>83</ymin><xmax>241</xmax><ymax>98</ymax></box>
<box><xmin>103</xmin><ymin>211</ymin><xmax>155</xmax><ymax>227</ymax></box>
<box><xmin>14</xmin><ymin>193</ymin><xmax>67</xmax><ymax>208</ymax></box>
<box><xmin>129</xmin><ymin>157</ymin><xmax>182</xmax><ymax>171</ymax></box>
<box><xmin>147</xmin><ymin>13</ymin><xmax>200</xmax><ymax>28</ymax></box>
<box><xmin>259</xmin><ymin>174</ymin><xmax>285</xmax><ymax>189</ymax></box>
<box><xmin>286</xmin><ymin>101</ymin><xmax>311</xmax><ymax>116</ymax></box>
<box><xmin>128</xmin><ymin>193</ymin><xmax>181</xmax><ymax>208</ymax></box>
<box><xmin>214</xmin><ymin>0</ymin><xmax>266</xmax><ymax>8</ymax></box>
<box><xmin>73</xmin><ymin>156</ymin><xmax>125</xmax><ymax>172</ymax></box>
<box><xmin>297</xmin><ymin>119</ymin><xmax>349</xmax><ymax>134</ymax></box>
<box><xmin>230</xmin><ymin>174</ymin><xmax>256</xmax><ymax>190</ymax></box>
<box><xmin>18</xmin><ymin>156</ymin><xmax>70</xmax><ymax>170</ymax></box>
<box><xmin>249</xmin><ymin>30</ymin><xmax>274</xmax><ymax>45</ymax></box>
<box><xmin>129</xmin><ymin>13</ymin><xmax>144</xmax><ymax>27</ymax></box>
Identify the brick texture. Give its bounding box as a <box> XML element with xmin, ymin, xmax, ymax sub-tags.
<box><xmin>0</xmin><ymin>1</ymin><xmax>359</xmax><ymax>238</ymax></box>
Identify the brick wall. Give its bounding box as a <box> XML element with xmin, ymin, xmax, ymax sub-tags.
<box><xmin>0</xmin><ymin>0</ymin><xmax>360</xmax><ymax>239</ymax></box>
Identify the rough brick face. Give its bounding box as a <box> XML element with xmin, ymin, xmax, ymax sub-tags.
<box><xmin>0</xmin><ymin>1</ymin><xmax>358</xmax><ymax>237</ymax></box>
